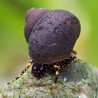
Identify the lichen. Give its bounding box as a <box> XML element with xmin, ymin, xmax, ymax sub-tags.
<box><xmin>0</xmin><ymin>59</ymin><xmax>98</xmax><ymax>98</ymax></box>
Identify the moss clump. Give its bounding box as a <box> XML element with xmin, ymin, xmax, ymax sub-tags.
<box><xmin>0</xmin><ymin>59</ymin><xmax>98</xmax><ymax>98</ymax></box>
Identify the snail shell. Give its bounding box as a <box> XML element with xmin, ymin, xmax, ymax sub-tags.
<box><xmin>24</xmin><ymin>8</ymin><xmax>81</xmax><ymax>64</ymax></box>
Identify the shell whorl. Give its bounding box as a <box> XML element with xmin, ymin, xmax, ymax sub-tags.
<box><xmin>24</xmin><ymin>8</ymin><xmax>48</xmax><ymax>42</ymax></box>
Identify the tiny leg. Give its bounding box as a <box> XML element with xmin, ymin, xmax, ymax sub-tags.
<box><xmin>7</xmin><ymin>60</ymin><xmax>33</xmax><ymax>84</ymax></box>
<box><xmin>52</xmin><ymin>65</ymin><xmax>60</xmax><ymax>88</ymax></box>
<box><xmin>72</xmin><ymin>49</ymin><xmax>77</xmax><ymax>55</ymax></box>
<box><xmin>54</xmin><ymin>70</ymin><xmax>60</xmax><ymax>83</ymax></box>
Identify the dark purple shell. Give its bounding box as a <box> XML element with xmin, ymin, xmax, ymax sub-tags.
<box><xmin>24</xmin><ymin>8</ymin><xmax>81</xmax><ymax>64</ymax></box>
<box><xmin>24</xmin><ymin>8</ymin><xmax>48</xmax><ymax>42</ymax></box>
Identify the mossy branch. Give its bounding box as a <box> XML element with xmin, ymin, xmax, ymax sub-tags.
<box><xmin>0</xmin><ymin>59</ymin><xmax>98</xmax><ymax>98</ymax></box>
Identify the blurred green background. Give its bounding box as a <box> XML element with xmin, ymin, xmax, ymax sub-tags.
<box><xmin>0</xmin><ymin>0</ymin><xmax>98</xmax><ymax>83</ymax></box>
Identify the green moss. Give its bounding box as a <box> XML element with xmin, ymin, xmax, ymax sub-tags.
<box><xmin>0</xmin><ymin>59</ymin><xmax>98</xmax><ymax>98</ymax></box>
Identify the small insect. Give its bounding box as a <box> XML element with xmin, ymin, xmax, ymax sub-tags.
<box><xmin>7</xmin><ymin>8</ymin><xmax>81</xmax><ymax>87</ymax></box>
<box><xmin>31</xmin><ymin>51</ymin><xmax>76</xmax><ymax>84</ymax></box>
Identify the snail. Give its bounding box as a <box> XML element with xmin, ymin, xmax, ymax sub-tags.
<box><xmin>7</xmin><ymin>8</ymin><xmax>81</xmax><ymax>86</ymax></box>
<box><xmin>24</xmin><ymin>8</ymin><xmax>80</xmax><ymax>64</ymax></box>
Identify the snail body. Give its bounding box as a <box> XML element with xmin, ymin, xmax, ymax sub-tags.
<box><xmin>24</xmin><ymin>8</ymin><xmax>80</xmax><ymax>64</ymax></box>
